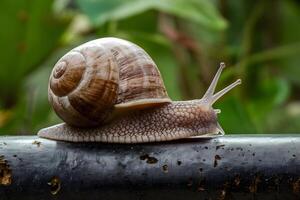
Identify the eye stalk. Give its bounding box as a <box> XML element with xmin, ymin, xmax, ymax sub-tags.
<box><xmin>202</xmin><ymin>62</ymin><xmax>241</xmax><ymax>106</ymax></box>
<box><xmin>201</xmin><ymin>62</ymin><xmax>241</xmax><ymax>136</ymax></box>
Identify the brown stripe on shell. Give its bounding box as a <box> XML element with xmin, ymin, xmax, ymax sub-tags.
<box><xmin>68</xmin><ymin>78</ymin><xmax>118</xmax><ymax>123</ymax></box>
<box><xmin>68</xmin><ymin>46</ymin><xmax>119</xmax><ymax>124</ymax></box>
<box><xmin>119</xmin><ymin>63</ymin><xmax>158</xmax><ymax>80</ymax></box>
<box><xmin>97</xmin><ymin>38</ymin><xmax>169</xmax><ymax>105</ymax></box>
<box><xmin>49</xmin><ymin>89</ymin><xmax>99</xmax><ymax>126</ymax></box>
<box><xmin>118</xmin><ymin>76</ymin><xmax>167</xmax><ymax>103</ymax></box>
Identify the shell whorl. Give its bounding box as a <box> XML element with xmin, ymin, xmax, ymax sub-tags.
<box><xmin>49</xmin><ymin>37</ymin><xmax>170</xmax><ymax>127</ymax></box>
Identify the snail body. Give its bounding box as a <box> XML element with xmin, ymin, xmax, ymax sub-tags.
<box><xmin>38</xmin><ymin>37</ymin><xmax>241</xmax><ymax>143</ymax></box>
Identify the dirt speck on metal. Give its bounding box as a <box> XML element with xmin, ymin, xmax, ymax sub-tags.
<box><xmin>140</xmin><ymin>154</ymin><xmax>158</xmax><ymax>164</ymax></box>
<box><xmin>48</xmin><ymin>176</ymin><xmax>61</xmax><ymax>195</ymax></box>
<box><xmin>0</xmin><ymin>155</ymin><xmax>12</xmax><ymax>186</ymax></box>
<box><xmin>214</xmin><ymin>155</ymin><xmax>221</xmax><ymax>167</ymax></box>
<box><xmin>162</xmin><ymin>164</ymin><xmax>168</xmax><ymax>173</ymax></box>
<box><xmin>216</xmin><ymin>144</ymin><xmax>225</xmax><ymax>150</ymax></box>
<box><xmin>177</xmin><ymin>160</ymin><xmax>182</xmax><ymax>166</ymax></box>
<box><xmin>32</xmin><ymin>140</ymin><xmax>41</xmax><ymax>147</ymax></box>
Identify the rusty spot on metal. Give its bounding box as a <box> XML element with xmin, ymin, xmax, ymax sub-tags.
<box><xmin>140</xmin><ymin>154</ymin><xmax>158</xmax><ymax>164</ymax></box>
<box><xmin>249</xmin><ymin>174</ymin><xmax>261</xmax><ymax>193</ymax></box>
<box><xmin>267</xmin><ymin>176</ymin><xmax>280</xmax><ymax>192</ymax></box>
<box><xmin>197</xmin><ymin>178</ymin><xmax>206</xmax><ymax>192</ymax></box>
<box><xmin>0</xmin><ymin>155</ymin><xmax>12</xmax><ymax>186</ymax></box>
<box><xmin>48</xmin><ymin>176</ymin><xmax>61</xmax><ymax>195</ymax></box>
<box><xmin>218</xmin><ymin>189</ymin><xmax>227</xmax><ymax>200</ymax></box>
<box><xmin>234</xmin><ymin>174</ymin><xmax>241</xmax><ymax>187</ymax></box>
<box><xmin>187</xmin><ymin>178</ymin><xmax>193</xmax><ymax>187</ymax></box>
<box><xmin>214</xmin><ymin>155</ymin><xmax>221</xmax><ymax>167</ymax></box>
<box><xmin>146</xmin><ymin>157</ymin><xmax>158</xmax><ymax>164</ymax></box>
<box><xmin>218</xmin><ymin>181</ymin><xmax>231</xmax><ymax>200</ymax></box>
<box><xmin>162</xmin><ymin>165</ymin><xmax>168</xmax><ymax>173</ymax></box>
<box><xmin>292</xmin><ymin>178</ymin><xmax>300</xmax><ymax>194</ymax></box>
<box><xmin>32</xmin><ymin>140</ymin><xmax>41</xmax><ymax>147</ymax></box>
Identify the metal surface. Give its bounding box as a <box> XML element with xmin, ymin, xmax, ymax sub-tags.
<box><xmin>1</xmin><ymin>135</ymin><xmax>300</xmax><ymax>199</ymax></box>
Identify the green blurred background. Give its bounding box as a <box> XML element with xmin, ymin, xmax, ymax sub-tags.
<box><xmin>0</xmin><ymin>0</ymin><xmax>300</xmax><ymax>135</ymax></box>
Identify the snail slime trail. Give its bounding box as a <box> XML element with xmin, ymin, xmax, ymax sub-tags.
<box><xmin>38</xmin><ymin>37</ymin><xmax>241</xmax><ymax>143</ymax></box>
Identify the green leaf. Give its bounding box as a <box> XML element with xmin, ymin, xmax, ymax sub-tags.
<box><xmin>0</xmin><ymin>0</ymin><xmax>70</xmax><ymax>107</ymax></box>
<box><xmin>246</xmin><ymin>76</ymin><xmax>290</xmax><ymax>133</ymax></box>
<box><xmin>76</xmin><ymin>0</ymin><xmax>227</xmax><ymax>30</ymax></box>
<box><xmin>153</xmin><ymin>0</ymin><xmax>227</xmax><ymax>30</ymax></box>
<box><xmin>278</xmin><ymin>0</ymin><xmax>300</xmax><ymax>85</ymax></box>
<box><xmin>0</xmin><ymin>47</ymin><xmax>69</xmax><ymax>133</ymax></box>
<box><xmin>216</xmin><ymin>96</ymin><xmax>255</xmax><ymax>134</ymax></box>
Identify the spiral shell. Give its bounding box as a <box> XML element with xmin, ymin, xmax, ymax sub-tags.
<box><xmin>49</xmin><ymin>37</ymin><xmax>171</xmax><ymax>127</ymax></box>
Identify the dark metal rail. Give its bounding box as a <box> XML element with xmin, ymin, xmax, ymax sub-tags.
<box><xmin>1</xmin><ymin>135</ymin><xmax>300</xmax><ymax>200</ymax></box>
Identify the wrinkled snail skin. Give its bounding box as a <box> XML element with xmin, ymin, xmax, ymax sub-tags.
<box><xmin>38</xmin><ymin>37</ymin><xmax>241</xmax><ymax>143</ymax></box>
<box><xmin>38</xmin><ymin>100</ymin><xmax>219</xmax><ymax>143</ymax></box>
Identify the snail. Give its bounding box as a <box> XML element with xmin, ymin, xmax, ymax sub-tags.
<box><xmin>38</xmin><ymin>37</ymin><xmax>241</xmax><ymax>143</ymax></box>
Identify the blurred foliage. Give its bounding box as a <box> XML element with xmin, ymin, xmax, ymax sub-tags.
<box><xmin>0</xmin><ymin>0</ymin><xmax>300</xmax><ymax>134</ymax></box>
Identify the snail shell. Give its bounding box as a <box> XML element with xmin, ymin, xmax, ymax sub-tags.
<box><xmin>49</xmin><ymin>38</ymin><xmax>171</xmax><ymax>127</ymax></box>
